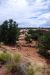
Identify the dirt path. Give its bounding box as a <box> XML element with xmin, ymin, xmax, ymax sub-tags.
<box><xmin>0</xmin><ymin>44</ymin><xmax>46</xmax><ymax>64</ymax></box>
<box><xmin>0</xmin><ymin>44</ymin><xmax>47</xmax><ymax>75</ymax></box>
<box><xmin>0</xmin><ymin>33</ymin><xmax>46</xmax><ymax>64</ymax></box>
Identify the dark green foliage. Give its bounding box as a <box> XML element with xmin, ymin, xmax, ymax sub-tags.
<box><xmin>38</xmin><ymin>31</ymin><xmax>50</xmax><ymax>58</ymax></box>
<box><xmin>28</xmin><ymin>29</ymin><xmax>38</xmax><ymax>40</ymax></box>
<box><xmin>36</xmin><ymin>29</ymin><xmax>43</xmax><ymax>36</ymax></box>
<box><xmin>25</xmin><ymin>34</ymin><xmax>32</xmax><ymax>43</ymax></box>
<box><xmin>26</xmin><ymin>29</ymin><xmax>50</xmax><ymax>58</ymax></box>
<box><xmin>1</xmin><ymin>20</ymin><xmax>8</xmax><ymax>43</ymax></box>
<box><xmin>25</xmin><ymin>29</ymin><xmax>38</xmax><ymax>43</ymax></box>
<box><xmin>0</xmin><ymin>19</ymin><xmax>20</xmax><ymax>45</ymax></box>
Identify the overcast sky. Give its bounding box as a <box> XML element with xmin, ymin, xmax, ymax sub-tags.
<box><xmin>0</xmin><ymin>0</ymin><xmax>50</xmax><ymax>28</ymax></box>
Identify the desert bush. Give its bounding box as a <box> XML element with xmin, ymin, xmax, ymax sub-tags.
<box><xmin>38</xmin><ymin>32</ymin><xmax>50</xmax><ymax>58</ymax></box>
<box><xmin>0</xmin><ymin>51</ymin><xmax>12</xmax><ymax>64</ymax></box>
<box><xmin>13</xmin><ymin>53</ymin><xmax>21</xmax><ymax>64</ymax></box>
<box><xmin>6</xmin><ymin>53</ymin><xmax>21</xmax><ymax>75</ymax></box>
<box><xmin>25</xmin><ymin>34</ymin><xmax>32</xmax><ymax>43</ymax></box>
<box><xmin>26</xmin><ymin>62</ymin><xmax>42</xmax><ymax>75</ymax></box>
<box><xmin>28</xmin><ymin>29</ymin><xmax>38</xmax><ymax>41</ymax></box>
<box><xmin>26</xmin><ymin>66</ymin><xmax>34</xmax><ymax>75</ymax></box>
<box><xmin>25</xmin><ymin>29</ymin><xmax>38</xmax><ymax>43</ymax></box>
<box><xmin>0</xmin><ymin>51</ymin><xmax>45</xmax><ymax>75</ymax></box>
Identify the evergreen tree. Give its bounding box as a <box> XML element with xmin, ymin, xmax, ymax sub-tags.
<box><xmin>0</xmin><ymin>19</ymin><xmax>20</xmax><ymax>45</ymax></box>
<box><xmin>1</xmin><ymin>20</ymin><xmax>8</xmax><ymax>43</ymax></box>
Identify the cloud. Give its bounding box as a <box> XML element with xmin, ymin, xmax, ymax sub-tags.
<box><xmin>0</xmin><ymin>0</ymin><xmax>50</xmax><ymax>27</ymax></box>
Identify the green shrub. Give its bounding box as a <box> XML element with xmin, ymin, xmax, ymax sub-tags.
<box><xmin>26</xmin><ymin>62</ymin><xmax>44</xmax><ymax>75</ymax></box>
<box><xmin>6</xmin><ymin>53</ymin><xmax>21</xmax><ymax>75</ymax></box>
<box><xmin>0</xmin><ymin>51</ymin><xmax>12</xmax><ymax>64</ymax></box>
<box><xmin>13</xmin><ymin>53</ymin><xmax>21</xmax><ymax>64</ymax></box>
<box><xmin>25</xmin><ymin>29</ymin><xmax>39</xmax><ymax>43</ymax></box>
<box><xmin>25</xmin><ymin>34</ymin><xmax>32</xmax><ymax>43</ymax></box>
<box><xmin>38</xmin><ymin>32</ymin><xmax>50</xmax><ymax>58</ymax></box>
<box><xmin>27</xmin><ymin>67</ymin><xmax>34</xmax><ymax>75</ymax></box>
<box><xmin>28</xmin><ymin>29</ymin><xmax>38</xmax><ymax>41</ymax></box>
<box><xmin>26</xmin><ymin>62</ymin><xmax>34</xmax><ymax>75</ymax></box>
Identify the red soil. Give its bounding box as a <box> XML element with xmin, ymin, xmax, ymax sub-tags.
<box><xmin>0</xmin><ymin>41</ymin><xmax>47</xmax><ymax>75</ymax></box>
<box><xmin>0</xmin><ymin>41</ymin><xmax>46</xmax><ymax>64</ymax></box>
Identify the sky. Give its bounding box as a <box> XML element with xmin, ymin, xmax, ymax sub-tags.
<box><xmin>0</xmin><ymin>0</ymin><xmax>50</xmax><ymax>28</ymax></box>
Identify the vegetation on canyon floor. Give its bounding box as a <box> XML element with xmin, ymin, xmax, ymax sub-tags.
<box><xmin>0</xmin><ymin>19</ymin><xmax>50</xmax><ymax>75</ymax></box>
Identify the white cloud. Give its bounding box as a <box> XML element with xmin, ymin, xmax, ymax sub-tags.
<box><xmin>0</xmin><ymin>0</ymin><xmax>50</xmax><ymax>27</ymax></box>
